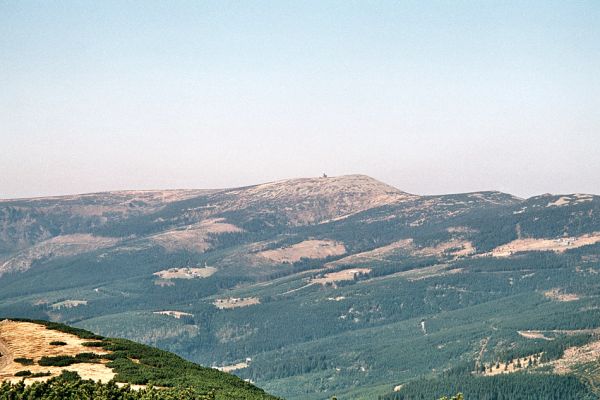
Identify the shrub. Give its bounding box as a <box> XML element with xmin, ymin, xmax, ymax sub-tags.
<box><xmin>14</xmin><ymin>358</ymin><xmax>34</xmax><ymax>366</ymax></box>
<box><xmin>58</xmin><ymin>370</ymin><xmax>80</xmax><ymax>381</ymax></box>
<box><xmin>31</xmin><ymin>372</ymin><xmax>52</xmax><ymax>378</ymax></box>
<box><xmin>75</xmin><ymin>352</ymin><xmax>99</xmax><ymax>361</ymax></box>
<box><xmin>38</xmin><ymin>353</ymin><xmax>99</xmax><ymax>366</ymax></box>
<box><xmin>81</xmin><ymin>341</ymin><xmax>106</xmax><ymax>347</ymax></box>
<box><xmin>50</xmin><ymin>341</ymin><xmax>67</xmax><ymax>346</ymax></box>
<box><xmin>38</xmin><ymin>355</ymin><xmax>77</xmax><ymax>367</ymax></box>
<box><xmin>15</xmin><ymin>370</ymin><xmax>32</xmax><ymax>377</ymax></box>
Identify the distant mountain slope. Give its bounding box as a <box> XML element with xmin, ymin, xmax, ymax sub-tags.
<box><xmin>0</xmin><ymin>175</ymin><xmax>412</xmax><ymax>258</ymax></box>
<box><xmin>218</xmin><ymin>174</ymin><xmax>417</xmax><ymax>225</ymax></box>
<box><xmin>0</xmin><ymin>318</ymin><xmax>277</xmax><ymax>400</ymax></box>
<box><xmin>1</xmin><ymin>175</ymin><xmax>599</xmax><ymax>399</ymax></box>
<box><xmin>0</xmin><ymin>189</ymin><xmax>212</xmax><ymax>254</ymax></box>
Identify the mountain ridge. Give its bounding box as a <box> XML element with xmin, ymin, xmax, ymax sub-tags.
<box><xmin>1</xmin><ymin>174</ymin><xmax>600</xmax><ymax>399</ymax></box>
<box><xmin>0</xmin><ymin>174</ymin><xmax>547</xmax><ymax>202</ymax></box>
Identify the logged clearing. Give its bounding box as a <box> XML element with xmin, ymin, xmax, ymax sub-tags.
<box><xmin>518</xmin><ymin>330</ymin><xmax>553</xmax><ymax>340</ymax></box>
<box><xmin>490</xmin><ymin>233</ymin><xmax>600</xmax><ymax>257</ymax></box>
<box><xmin>418</xmin><ymin>239</ymin><xmax>475</xmax><ymax>258</ymax></box>
<box><xmin>518</xmin><ymin>328</ymin><xmax>600</xmax><ymax>340</ymax></box>
<box><xmin>0</xmin><ymin>234</ymin><xmax>119</xmax><ymax>276</ymax></box>
<box><xmin>51</xmin><ymin>300</ymin><xmax>88</xmax><ymax>310</ymax></box>
<box><xmin>150</xmin><ymin>218</ymin><xmax>243</xmax><ymax>253</ymax></box>
<box><xmin>153</xmin><ymin>266</ymin><xmax>217</xmax><ymax>280</ymax></box>
<box><xmin>214</xmin><ymin>297</ymin><xmax>260</xmax><ymax>309</ymax></box>
<box><xmin>215</xmin><ymin>362</ymin><xmax>249</xmax><ymax>373</ymax></box>
<box><xmin>258</xmin><ymin>239</ymin><xmax>346</xmax><ymax>263</ymax></box>
<box><xmin>326</xmin><ymin>238</ymin><xmax>473</xmax><ymax>268</ymax></box>
<box><xmin>0</xmin><ymin>320</ymin><xmax>114</xmax><ymax>384</ymax></box>
<box><xmin>544</xmin><ymin>288</ymin><xmax>580</xmax><ymax>302</ymax></box>
<box><xmin>553</xmin><ymin>339</ymin><xmax>600</xmax><ymax>373</ymax></box>
<box><xmin>325</xmin><ymin>240</ymin><xmax>413</xmax><ymax>267</ymax></box>
<box><xmin>153</xmin><ymin>310</ymin><xmax>194</xmax><ymax>319</ymax></box>
<box><xmin>312</xmin><ymin>268</ymin><xmax>371</xmax><ymax>285</ymax></box>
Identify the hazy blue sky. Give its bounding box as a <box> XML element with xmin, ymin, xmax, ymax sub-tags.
<box><xmin>1</xmin><ymin>1</ymin><xmax>599</xmax><ymax>199</ymax></box>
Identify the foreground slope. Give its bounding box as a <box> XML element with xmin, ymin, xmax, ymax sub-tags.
<box><xmin>0</xmin><ymin>319</ymin><xmax>277</xmax><ymax>400</ymax></box>
<box><xmin>1</xmin><ymin>176</ymin><xmax>599</xmax><ymax>398</ymax></box>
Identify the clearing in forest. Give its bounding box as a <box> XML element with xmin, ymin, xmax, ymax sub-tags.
<box><xmin>214</xmin><ymin>297</ymin><xmax>260</xmax><ymax>309</ymax></box>
<box><xmin>325</xmin><ymin>238</ymin><xmax>473</xmax><ymax>268</ymax></box>
<box><xmin>257</xmin><ymin>239</ymin><xmax>346</xmax><ymax>263</ymax></box>
<box><xmin>153</xmin><ymin>266</ymin><xmax>217</xmax><ymax>280</ymax></box>
<box><xmin>311</xmin><ymin>268</ymin><xmax>371</xmax><ymax>285</ymax></box>
<box><xmin>490</xmin><ymin>233</ymin><xmax>600</xmax><ymax>257</ymax></box>
<box><xmin>153</xmin><ymin>311</ymin><xmax>194</xmax><ymax>319</ymax></box>
<box><xmin>543</xmin><ymin>288</ymin><xmax>580</xmax><ymax>302</ymax></box>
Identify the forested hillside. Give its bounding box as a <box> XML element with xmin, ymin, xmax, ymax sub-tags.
<box><xmin>1</xmin><ymin>175</ymin><xmax>599</xmax><ymax>399</ymax></box>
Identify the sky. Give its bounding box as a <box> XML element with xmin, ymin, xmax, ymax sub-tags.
<box><xmin>1</xmin><ymin>1</ymin><xmax>599</xmax><ymax>199</ymax></box>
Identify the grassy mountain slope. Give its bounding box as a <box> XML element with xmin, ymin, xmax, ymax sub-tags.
<box><xmin>0</xmin><ymin>318</ymin><xmax>277</xmax><ymax>400</ymax></box>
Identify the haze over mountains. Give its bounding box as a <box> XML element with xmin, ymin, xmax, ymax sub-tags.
<box><xmin>1</xmin><ymin>174</ymin><xmax>600</xmax><ymax>399</ymax></box>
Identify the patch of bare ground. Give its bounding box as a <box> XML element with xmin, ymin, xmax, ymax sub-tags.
<box><xmin>553</xmin><ymin>339</ymin><xmax>600</xmax><ymax>374</ymax></box>
<box><xmin>312</xmin><ymin>268</ymin><xmax>371</xmax><ymax>285</ymax></box>
<box><xmin>149</xmin><ymin>218</ymin><xmax>242</xmax><ymax>253</ymax></box>
<box><xmin>258</xmin><ymin>239</ymin><xmax>346</xmax><ymax>264</ymax></box>
<box><xmin>518</xmin><ymin>331</ymin><xmax>553</xmax><ymax>340</ymax></box>
<box><xmin>489</xmin><ymin>233</ymin><xmax>600</xmax><ymax>257</ymax></box>
<box><xmin>153</xmin><ymin>311</ymin><xmax>194</xmax><ymax>319</ymax></box>
<box><xmin>215</xmin><ymin>362</ymin><xmax>249</xmax><ymax>373</ymax></box>
<box><xmin>544</xmin><ymin>288</ymin><xmax>580</xmax><ymax>302</ymax></box>
<box><xmin>214</xmin><ymin>297</ymin><xmax>260</xmax><ymax>309</ymax></box>
<box><xmin>51</xmin><ymin>300</ymin><xmax>88</xmax><ymax>310</ymax></box>
<box><xmin>326</xmin><ymin>239</ymin><xmax>474</xmax><ymax>268</ymax></box>
<box><xmin>0</xmin><ymin>320</ymin><xmax>114</xmax><ymax>384</ymax></box>
<box><xmin>0</xmin><ymin>234</ymin><xmax>119</xmax><ymax>275</ymax></box>
<box><xmin>546</xmin><ymin>194</ymin><xmax>594</xmax><ymax>207</ymax></box>
<box><xmin>153</xmin><ymin>266</ymin><xmax>217</xmax><ymax>280</ymax></box>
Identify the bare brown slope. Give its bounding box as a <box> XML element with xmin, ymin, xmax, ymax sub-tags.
<box><xmin>217</xmin><ymin>174</ymin><xmax>418</xmax><ymax>225</ymax></box>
